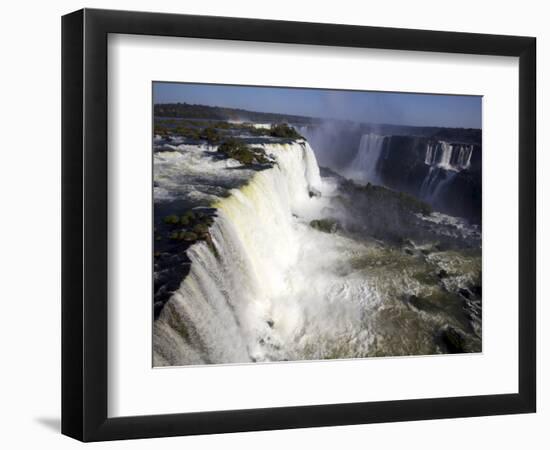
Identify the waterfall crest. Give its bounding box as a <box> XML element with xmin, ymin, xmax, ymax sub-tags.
<box><xmin>420</xmin><ymin>141</ymin><xmax>474</xmax><ymax>203</ymax></box>
<box><xmin>153</xmin><ymin>137</ymin><xmax>482</xmax><ymax>366</ymax></box>
<box><xmin>424</xmin><ymin>141</ymin><xmax>473</xmax><ymax>172</ymax></box>
<box><xmin>153</xmin><ymin>141</ymin><xmax>331</xmax><ymax>366</ymax></box>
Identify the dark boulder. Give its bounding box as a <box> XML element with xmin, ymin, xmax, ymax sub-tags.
<box><xmin>436</xmin><ymin>326</ymin><xmax>466</xmax><ymax>354</ymax></box>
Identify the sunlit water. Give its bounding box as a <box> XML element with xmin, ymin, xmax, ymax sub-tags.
<box><xmin>153</xmin><ymin>139</ymin><xmax>481</xmax><ymax>366</ymax></box>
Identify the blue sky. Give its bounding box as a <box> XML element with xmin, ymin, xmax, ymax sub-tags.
<box><xmin>153</xmin><ymin>82</ymin><xmax>481</xmax><ymax>129</ymax></box>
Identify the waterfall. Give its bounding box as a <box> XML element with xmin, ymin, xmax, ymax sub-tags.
<box><xmin>424</xmin><ymin>141</ymin><xmax>473</xmax><ymax>172</ymax></box>
<box><xmin>153</xmin><ymin>141</ymin><xmax>362</xmax><ymax>366</ymax></box>
<box><xmin>420</xmin><ymin>167</ymin><xmax>454</xmax><ymax>203</ymax></box>
<box><xmin>346</xmin><ymin>133</ymin><xmax>386</xmax><ymax>183</ymax></box>
<box><xmin>420</xmin><ymin>141</ymin><xmax>474</xmax><ymax>203</ymax></box>
<box><xmin>152</xmin><ymin>137</ymin><xmax>482</xmax><ymax>366</ymax></box>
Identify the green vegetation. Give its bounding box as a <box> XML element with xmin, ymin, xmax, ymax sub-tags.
<box><xmin>169</xmin><ymin>230</ymin><xmax>200</xmax><ymax>241</ymax></box>
<box><xmin>179</xmin><ymin>211</ymin><xmax>196</xmax><ymax>226</ymax></box>
<box><xmin>154</xmin><ymin>123</ymin><xmax>222</xmax><ymax>142</ymax></box>
<box><xmin>163</xmin><ymin>211</ymin><xmax>213</xmax><ymax>228</ymax></box>
<box><xmin>354</xmin><ymin>182</ymin><xmax>432</xmax><ymax>216</ymax></box>
<box><xmin>192</xmin><ymin>223</ymin><xmax>209</xmax><ymax>234</ymax></box>
<box><xmin>217</xmin><ymin>138</ymin><xmax>270</xmax><ymax>165</ymax></box>
<box><xmin>154</xmin><ymin>124</ymin><xmax>170</xmax><ymax>136</ymax></box>
<box><xmin>269</xmin><ymin>123</ymin><xmax>303</xmax><ymax>139</ymax></box>
<box><xmin>163</xmin><ymin>209</ymin><xmax>215</xmax><ymax>249</ymax></box>
<box><xmin>154</xmin><ymin>118</ymin><xmax>304</xmax><ymax>145</ymax></box>
<box><xmin>163</xmin><ymin>214</ymin><xmax>180</xmax><ymax>225</ymax></box>
<box><xmin>199</xmin><ymin>127</ymin><xmax>220</xmax><ymax>143</ymax></box>
<box><xmin>154</xmin><ymin>102</ymin><xmax>314</xmax><ymax>125</ymax></box>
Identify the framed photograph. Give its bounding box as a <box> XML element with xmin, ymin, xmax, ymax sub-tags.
<box><xmin>62</xmin><ymin>8</ymin><xmax>536</xmax><ymax>441</ymax></box>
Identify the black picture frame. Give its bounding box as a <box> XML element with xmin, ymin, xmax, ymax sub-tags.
<box><xmin>62</xmin><ymin>8</ymin><xmax>536</xmax><ymax>442</ymax></box>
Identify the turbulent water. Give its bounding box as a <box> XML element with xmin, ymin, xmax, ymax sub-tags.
<box><xmin>153</xmin><ymin>136</ymin><xmax>481</xmax><ymax>366</ymax></box>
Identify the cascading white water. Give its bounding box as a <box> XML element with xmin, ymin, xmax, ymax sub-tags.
<box><xmin>153</xmin><ymin>137</ymin><xmax>482</xmax><ymax>365</ymax></box>
<box><xmin>346</xmin><ymin>133</ymin><xmax>386</xmax><ymax>183</ymax></box>
<box><xmin>420</xmin><ymin>141</ymin><xmax>473</xmax><ymax>202</ymax></box>
<box><xmin>153</xmin><ymin>141</ymin><xmax>382</xmax><ymax>366</ymax></box>
<box><xmin>424</xmin><ymin>141</ymin><xmax>473</xmax><ymax>171</ymax></box>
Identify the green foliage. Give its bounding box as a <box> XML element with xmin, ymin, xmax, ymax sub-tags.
<box><xmin>269</xmin><ymin>123</ymin><xmax>303</xmax><ymax>139</ymax></box>
<box><xmin>199</xmin><ymin>127</ymin><xmax>220</xmax><ymax>143</ymax></box>
<box><xmin>179</xmin><ymin>211</ymin><xmax>196</xmax><ymax>226</ymax></box>
<box><xmin>169</xmin><ymin>230</ymin><xmax>198</xmax><ymax>241</ymax></box>
<box><xmin>163</xmin><ymin>209</ymin><xmax>216</xmax><ymax>244</ymax></box>
<box><xmin>154</xmin><ymin>118</ymin><xmax>304</xmax><ymax>143</ymax></box>
<box><xmin>174</xmin><ymin>126</ymin><xmax>201</xmax><ymax>140</ymax></box>
<box><xmin>154</xmin><ymin>102</ymin><xmax>313</xmax><ymax>125</ymax></box>
<box><xmin>214</xmin><ymin>121</ymin><xmax>231</xmax><ymax>129</ymax></box>
<box><xmin>192</xmin><ymin>223</ymin><xmax>209</xmax><ymax>235</ymax></box>
<box><xmin>154</xmin><ymin>124</ymin><xmax>170</xmax><ymax>136</ymax></box>
<box><xmin>163</xmin><ymin>214</ymin><xmax>180</xmax><ymax>225</ymax></box>
<box><xmin>356</xmin><ymin>182</ymin><xmax>432</xmax><ymax>216</ymax></box>
<box><xmin>217</xmin><ymin>138</ymin><xmax>270</xmax><ymax>165</ymax></box>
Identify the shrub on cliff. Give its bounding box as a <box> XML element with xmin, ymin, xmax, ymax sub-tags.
<box><xmin>217</xmin><ymin>138</ymin><xmax>270</xmax><ymax>165</ymax></box>
<box><xmin>269</xmin><ymin>123</ymin><xmax>303</xmax><ymax>139</ymax></box>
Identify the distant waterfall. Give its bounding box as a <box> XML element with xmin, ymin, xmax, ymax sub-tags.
<box><xmin>420</xmin><ymin>141</ymin><xmax>473</xmax><ymax>202</ymax></box>
<box><xmin>424</xmin><ymin>141</ymin><xmax>473</xmax><ymax>171</ymax></box>
<box><xmin>347</xmin><ymin>133</ymin><xmax>386</xmax><ymax>183</ymax></box>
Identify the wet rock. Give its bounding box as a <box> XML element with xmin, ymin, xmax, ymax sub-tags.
<box><xmin>470</xmin><ymin>284</ymin><xmax>482</xmax><ymax>297</ymax></box>
<box><xmin>153</xmin><ymin>301</ymin><xmax>165</xmax><ymax>319</ymax></box>
<box><xmin>436</xmin><ymin>326</ymin><xmax>466</xmax><ymax>353</ymax></box>
<box><xmin>310</xmin><ymin>218</ymin><xmax>339</xmax><ymax>233</ymax></box>
<box><xmin>437</xmin><ymin>269</ymin><xmax>448</xmax><ymax>279</ymax></box>
<box><xmin>309</xmin><ymin>188</ymin><xmax>321</xmax><ymax>198</ymax></box>
<box><xmin>405</xmin><ymin>294</ymin><xmax>436</xmax><ymax>312</ymax></box>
